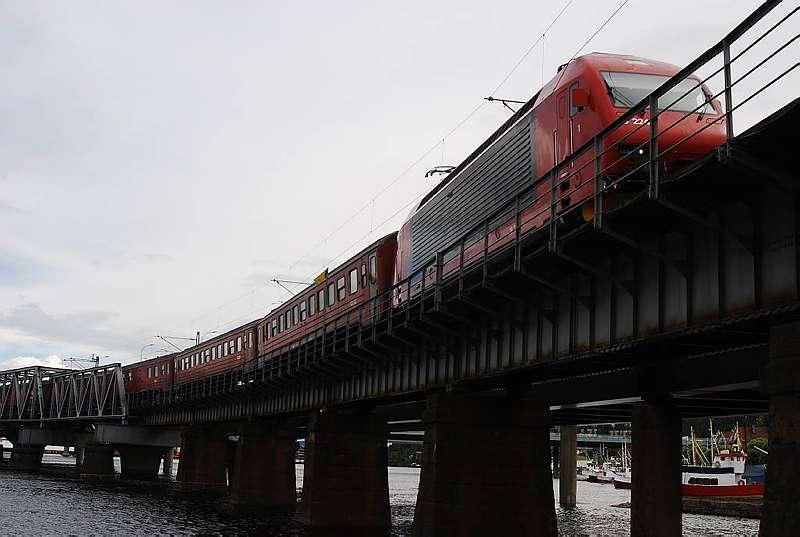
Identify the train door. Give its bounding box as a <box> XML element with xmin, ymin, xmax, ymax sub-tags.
<box><xmin>555</xmin><ymin>87</ymin><xmax>571</xmax><ymax>164</ymax></box>
<box><xmin>556</xmin><ymin>82</ymin><xmax>582</xmax><ymax>209</ymax></box>
<box><xmin>368</xmin><ymin>252</ymin><xmax>378</xmax><ymax>319</ymax></box>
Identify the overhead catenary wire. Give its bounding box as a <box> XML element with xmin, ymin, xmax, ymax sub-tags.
<box><xmin>283</xmin><ymin>0</ymin><xmax>576</xmax><ymax>276</ymax></box>
<box><xmin>186</xmin><ymin>0</ymin><xmax>581</xmax><ymax>334</ymax></box>
<box><xmin>551</xmin><ymin>0</ymin><xmax>632</xmax><ymax>91</ymax></box>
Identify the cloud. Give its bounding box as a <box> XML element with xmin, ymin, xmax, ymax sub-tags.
<box><xmin>0</xmin><ymin>254</ymin><xmax>48</xmax><ymax>286</ymax></box>
<box><xmin>0</xmin><ymin>200</ymin><xmax>22</xmax><ymax>213</ymax></box>
<box><xmin>89</xmin><ymin>251</ymin><xmax>174</xmax><ymax>269</ymax></box>
<box><xmin>0</xmin><ymin>354</ymin><xmax>63</xmax><ymax>370</ymax></box>
<box><xmin>0</xmin><ymin>303</ymin><xmax>140</xmax><ymax>354</ymax></box>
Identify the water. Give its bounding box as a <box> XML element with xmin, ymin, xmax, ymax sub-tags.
<box><xmin>0</xmin><ymin>455</ymin><xmax>759</xmax><ymax>536</ymax></box>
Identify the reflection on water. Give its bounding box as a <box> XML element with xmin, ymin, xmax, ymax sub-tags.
<box><xmin>0</xmin><ymin>455</ymin><xmax>759</xmax><ymax>536</ymax></box>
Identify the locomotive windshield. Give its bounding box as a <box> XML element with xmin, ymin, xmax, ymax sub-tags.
<box><xmin>601</xmin><ymin>72</ymin><xmax>716</xmax><ymax>114</ymax></box>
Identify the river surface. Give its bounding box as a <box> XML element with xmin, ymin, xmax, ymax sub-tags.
<box><xmin>0</xmin><ymin>454</ymin><xmax>760</xmax><ymax>536</ymax></box>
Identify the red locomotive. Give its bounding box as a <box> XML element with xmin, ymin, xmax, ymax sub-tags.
<box><xmin>123</xmin><ymin>53</ymin><xmax>726</xmax><ymax>400</ymax></box>
<box><xmin>395</xmin><ymin>53</ymin><xmax>725</xmax><ymax>284</ymax></box>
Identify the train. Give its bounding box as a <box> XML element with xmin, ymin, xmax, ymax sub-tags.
<box><xmin>123</xmin><ymin>53</ymin><xmax>726</xmax><ymax>399</ymax></box>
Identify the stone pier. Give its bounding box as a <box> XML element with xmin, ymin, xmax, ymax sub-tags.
<box><xmin>162</xmin><ymin>448</ymin><xmax>175</xmax><ymax>479</ymax></box>
<box><xmin>413</xmin><ymin>394</ymin><xmax>556</xmax><ymax>537</ymax></box>
<box><xmin>229</xmin><ymin>423</ymin><xmax>296</xmax><ymax>509</ymax></box>
<box><xmin>10</xmin><ymin>444</ymin><xmax>44</xmax><ymax>471</ymax></box>
<box><xmin>559</xmin><ymin>424</ymin><xmax>578</xmax><ymax>508</ymax></box>
<box><xmin>759</xmin><ymin>322</ymin><xmax>800</xmax><ymax>536</ymax></box>
<box><xmin>118</xmin><ymin>445</ymin><xmax>167</xmax><ymax>481</ymax></box>
<box><xmin>631</xmin><ymin>398</ymin><xmax>681</xmax><ymax>537</ymax></box>
<box><xmin>176</xmin><ymin>425</ymin><xmax>229</xmax><ymax>493</ymax></box>
<box><xmin>299</xmin><ymin>411</ymin><xmax>389</xmax><ymax>531</ymax></box>
<box><xmin>79</xmin><ymin>444</ymin><xmax>115</xmax><ymax>480</ymax></box>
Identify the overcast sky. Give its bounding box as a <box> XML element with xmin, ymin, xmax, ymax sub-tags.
<box><xmin>1</xmin><ymin>0</ymin><xmax>796</xmax><ymax>369</ymax></box>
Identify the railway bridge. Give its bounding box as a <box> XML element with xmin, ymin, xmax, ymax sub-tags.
<box><xmin>2</xmin><ymin>2</ymin><xmax>800</xmax><ymax>536</ymax></box>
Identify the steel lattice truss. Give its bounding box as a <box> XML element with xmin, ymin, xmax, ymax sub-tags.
<box><xmin>0</xmin><ymin>365</ymin><xmax>127</xmax><ymax>422</ymax></box>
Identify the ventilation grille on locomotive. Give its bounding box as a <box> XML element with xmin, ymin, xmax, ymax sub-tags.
<box><xmin>409</xmin><ymin>115</ymin><xmax>535</xmax><ymax>273</ymax></box>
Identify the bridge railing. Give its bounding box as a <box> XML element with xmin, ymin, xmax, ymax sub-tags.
<box><xmin>131</xmin><ymin>0</ymin><xmax>799</xmax><ymax>410</ymax></box>
<box><xmin>0</xmin><ymin>364</ymin><xmax>127</xmax><ymax>422</ymax></box>
<box><xmin>256</xmin><ymin>0</ymin><xmax>798</xmax><ymax>368</ymax></box>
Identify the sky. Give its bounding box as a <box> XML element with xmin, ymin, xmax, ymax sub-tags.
<box><xmin>0</xmin><ymin>0</ymin><xmax>797</xmax><ymax>369</ymax></box>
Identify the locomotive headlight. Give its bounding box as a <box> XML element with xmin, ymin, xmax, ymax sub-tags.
<box><xmin>637</xmin><ymin>148</ymin><xmax>645</xmax><ymax>155</ymax></box>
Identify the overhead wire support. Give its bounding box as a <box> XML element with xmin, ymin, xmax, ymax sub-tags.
<box><xmin>484</xmin><ymin>96</ymin><xmax>527</xmax><ymax>113</ymax></box>
<box><xmin>425</xmin><ymin>165</ymin><xmax>456</xmax><ymax>178</ymax></box>
<box><xmin>155</xmin><ymin>334</ymin><xmax>195</xmax><ymax>352</ymax></box>
<box><xmin>271</xmin><ymin>278</ymin><xmax>312</xmax><ymax>296</ymax></box>
<box><xmin>188</xmin><ymin>0</ymin><xmax>580</xmax><ymax>333</ymax></box>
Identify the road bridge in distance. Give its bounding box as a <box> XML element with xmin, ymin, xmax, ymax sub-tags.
<box><xmin>2</xmin><ymin>2</ymin><xmax>800</xmax><ymax>536</ymax></box>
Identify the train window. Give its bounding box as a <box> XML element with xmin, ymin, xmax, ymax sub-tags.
<box><xmin>223</xmin><ymin>345</ymin><xmax>228</xmax><ymax>357</ymax></box>
<box><xmin>369</xmin><ymin>255</ymin><xmax>377</xmax><ymax>283</ymax></box>
<box><xmin>211</xmin><ymin>347</ymin><xmax>216</xmax><ymax>360</ymax></box>
<box><xmin>292</xmin><ymin>305</ymin><xmax>299</xmax><ymax>325</ymax></box>
<box><xmin>249</xmin><ymin>332</ymin><xmax>253</xmax><ymax>348</ymax></box>
<box><xmin>328</xmin><ymin>283</ymin><xmax>336</xmax><ymax>306</ymax></box>
<box><xmin>230</xmin><ymin>340</ymin><xmax>235</xmax><ymax>353</ymax></box>
<box><xmin>361</xmin><ymin>263</ymin><xmax>367</xmax><ymax>287</ymax></box>
<box><xmin>237</xmin><ymin>337</ymin><xmax>242</xmax><ymax>352</ymax></box>
<box><xmin>309</xmin><ymin>294</ymin><xmax>316</xmax><ymax>316</ymax></box>
<box><xmin>601</xmin><ymin>71</ymin><xmax>716</xmax><ymax>114</ymax></box>
<box><xmin>300</xmin><ymin>301</ymin><xmax>307</xmax><ymax>321</ymax></box>
<box><xmin>337</xmin><ymin>277</ymin><xmax>346</xmax><ymax>300</ymax></box>
<box><xmin>272</xmin><ymin>319</ymin><xmax>278</xmax><ymax>336</ymax></box>
<box><xmin>217</xmin><ymin>344</ymin><xmax>222</xmax><ymax>357</ymax></box>
<box><xmin>288</xmin><ymin>308</ymin><xmax>294</xmax><ymax>328</ymax></box>
<box><xmin>569</xmin><ymin>82</ymin><xmax>580</xmax><ymax>117</ymax></box>
<box><xmin>280</xmin><ymin>314</ymin><xmax>285</xmax><ymax>332</ymax></box>
<box><xmin>154</xmin><ymin>367</ymin><xmax>159</xmax><ymax>378</ymax></box>
<box><xmin>318</xmin><ymin>289</ymin><xmax>326</xmax><ymax>310</ymax></box>
<box><xmin>147</xmin><ymin>367</ymin><xmax>151</xmax><ymax>379</ymax></box>
<box><xmin>349</xmin><ymin>269</ymin><xmax>358</xmax><ymax>294</ymax></box>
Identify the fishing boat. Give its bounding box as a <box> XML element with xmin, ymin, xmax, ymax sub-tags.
<box><xmin>614</xmin><ymin>422</ymin><xmax>766</xmax><ymax>496</ymax></box>
<box><xmin>611</xmin><ymin>441</ymin><xmax>632</xmax><ymax>489</ymax></box>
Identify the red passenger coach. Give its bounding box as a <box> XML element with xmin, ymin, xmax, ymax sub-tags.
<box><xmin>174</xmin><ymin>321</ymin><xmax>259</xmax><ymax>383</ymax></box>
<box><xmin>257</xmin><ymin>232</ymin><xmax>397</xmax><ymax>360</ymax></box>
<box><xmin>123</xmin><ymin>352</ymin><xmax>177</xmax><ymax>395</ymax></box>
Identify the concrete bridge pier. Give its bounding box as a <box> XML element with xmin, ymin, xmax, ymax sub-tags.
<box><xmin>299</xmin><ymin>411</ymin><xmax>389</xmax><ymax>531</ymax></box>
<box><xmin>176</xmin><ymin>425</ymin><xmax>229</xmax><ymax>493</ymax></box>
<box><xmin>759</xmin><ymin>321</ymin><xmax>800</xmax><ymax>536</ymax></box>
<box><xmin>118</xmin><ymin>446</ymin><xmax>168</xmax><ymax>480</ymax></box>
<box><xmin>229</xmin><ymin>422</ymin><xmax>296</xmax><ymax>509</ymax></box>
<box><xmin>559</xmin><ymin>425</ymin><xmax>578</xmax><ymax>508</ymax></box>
<box><xmin>630</xmin><ymin>397</ymin><xmax>681</xmax><ymax>537</ymax></box>
<box><xmin>79</xmin><ymin>444</ymin><xmax>115</xmax><ymax>480</ymax></box>
<box><xmin>412</xmin><ymin>394</ymin><xmax>556</xmax><ymax>537</ymax></box>
<box><xmin>10</xmin><ymin>444</ymin><xmax>45</xmax><ymax>471</ymax></box>
<box><xmin>162</xmin><ymin>448</ymin><xmax>175</xmax><ymax>479</ymax></box>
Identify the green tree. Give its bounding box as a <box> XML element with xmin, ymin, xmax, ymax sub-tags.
<box><xmin>746</xmin><ymin>438</ymin><xmax>769</xmax><ymax>465</ymax></box>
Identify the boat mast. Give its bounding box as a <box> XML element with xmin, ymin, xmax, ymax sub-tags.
<box><xmin>709</xmin><ymin>418</ymin><xmax>716</xmax><ymax>460</ymax></box>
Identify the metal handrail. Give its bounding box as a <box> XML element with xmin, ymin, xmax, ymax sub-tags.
<box><xmin>131</xmin><ymin>0</ymin><xmax>798</xmax><ymax>410</ymax></box>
